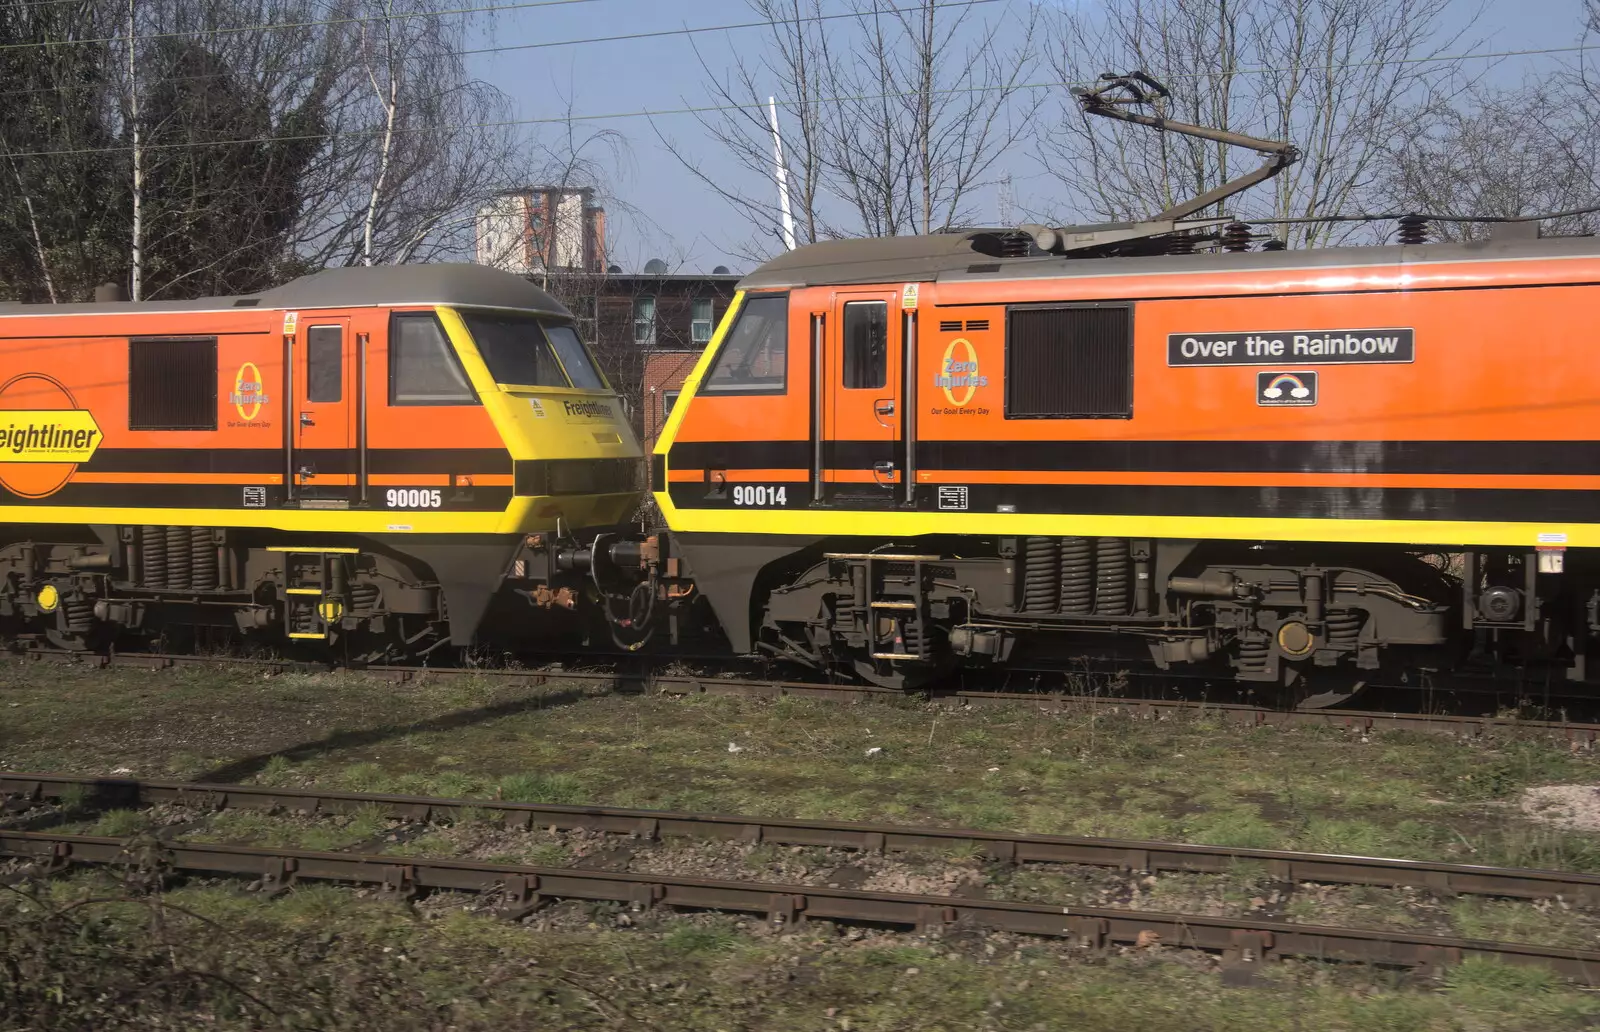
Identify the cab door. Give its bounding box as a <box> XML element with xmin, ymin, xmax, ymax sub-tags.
<box><xmin>292</xmin><ymin>317</ymin><xmax>354</xmax><ymax>504</ymax></box>
<box><xmin>822</xmin><ymin>291</ymin><xmax>901</xmax><ymax>502</ymax></box>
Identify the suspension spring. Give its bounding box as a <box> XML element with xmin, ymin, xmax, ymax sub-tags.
<box><xmin>1325</xmin><ymin>609</ymin><xmax>1365</xmax><ymax>648</ymax></box>
<box><xmin>164</xmin><ymin>526</ymin><xmax>191</xmax><ymax>590</ymax></box>
<box><xmin>1021</xmin><ymin>537</ymin><xmax>1060</xmax><ymax>613</ymax></box>
<box><xmin>191</xmin><ymin>530</ymin><xmax>218</xmax><ymax>591</ymax></box>
<box><xmin>62</xmin><ymin>596</ymin><xmax>94</xmax><ymax>633</ymax></box>
<box><xmin>1059</xmin><ymin>537</ymin><xmax>1093</xmax><ymax>615</ymax></box>
<box><xmin>1236</xmin><ymin>637</ymin><xmax>1271</xmax><ymax>674</ymax></box>
<box><xmin>350</xmin><ymin>583</ymin><xmax>381</xmax><ymax>613</ymax></box>
<box><xmin>1094</xmin><ymin>538</ymin><xmax>1130</xmax><ymax>616</ymax></box>
<box><xmin>140</xmin><ymin>526</ymin><xmax>166</xmax><ymax>589</ymax></box>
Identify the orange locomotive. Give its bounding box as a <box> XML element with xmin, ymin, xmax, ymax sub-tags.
<box><xmin>653</xmin><ymin>226</ymin><xmax>1600</xmax><ymax>702</ymax></box>
<box><xmin>0</xmin><ymin>264</ymin><xmax>647</xmax><ymax>657</ymax></box>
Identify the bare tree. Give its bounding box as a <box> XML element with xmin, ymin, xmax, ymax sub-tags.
<box><xmin>662</xmin><ymin>0</ymin><xmax>1039</xmax><ymax>260</ymax></box>
<box><xmin>1380</xmin><ymin>81</ymin><xmax>1600</xmax><ymax>239</ymax></box>
<box><xmin>1041</xmin><ymin>0</ymin><xmax>1478</xmax><ymax>247</ymax></box>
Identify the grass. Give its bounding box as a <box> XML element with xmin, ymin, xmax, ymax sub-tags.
<box><xmin>4</xmin><ymin>869</ymin><xmax>1599</xmax><ymax>1031</ymax></box>
<box><xmin>6</xmin><ymin>661</ymin><xmax>1600</xmax><ymax>873</ymax></box>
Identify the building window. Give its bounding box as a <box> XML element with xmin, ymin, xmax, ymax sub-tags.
<box><xmin>691</xmin><ymin>298</ymin><xmax>713</xmax><ymax>344</ymax></box>
<box><xmin>634</xmin><ymin>296</ymin><xmax>656</xmax><ymax>346</ymax></box>
<box><xmin>662</xmin><ymin>389</ymin><xmax>680</xmax><ymax>422</ymax></box>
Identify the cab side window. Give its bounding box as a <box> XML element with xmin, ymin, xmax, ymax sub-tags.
<box><xmin>700</xmin><ymin>295</ymin><xmax>787</xmax><ymax>394</ymax></box>
<box><xmin>842</xmin><ymin>300</ymin><xmax>887</xmax><ymax>389</ymax></box>
<box><xmin>389</xmin><ymin>312</ymin><xmax>476</xmax><ymax>405</ymax></box>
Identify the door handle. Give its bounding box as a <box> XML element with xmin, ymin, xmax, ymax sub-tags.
<box><xmin>873</xmin><ymin>398</ymin><xmax>896</xmax><ymax>428</ymax></box>
<box><xmin>297</xmin><ymin>466</ymin><xmax>316</xmax><ymax>479</ymax></box>
<box><xmin>872</xmin><ymin>460</ymin><xmax>896</xmax><ymax>482</ymax></box>
<box><xmin>299</xmin><ymin>411</ymin><xmax>315</xmax><ymax>427</ymax></box>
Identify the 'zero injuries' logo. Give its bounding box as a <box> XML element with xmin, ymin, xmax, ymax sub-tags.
<box><xmin>231</xmin><ymin>362</ymin><xmax>270</xmax><ymax>422</ymax></box>
<box><xmin>934</xmin><ymin>338</ymin><xmax>988</xmax><ymax>407</ymax></box>
<box><xmin>0</xmin><ymin>373</ymin><xmax>102</xmax><ymax>498</ymax></box>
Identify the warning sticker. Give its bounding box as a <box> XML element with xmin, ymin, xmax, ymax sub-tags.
<box><xmin>1169</xmin><ymin>328</ymin><xmax>1414</xmax><ymax>366</ymax></box>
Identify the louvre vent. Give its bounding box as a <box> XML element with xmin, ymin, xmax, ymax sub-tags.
<box><xmin>966</xmin><ymin>319</ymin><xmax>989</xmax><ymax>331</ymax></box>
<box><xmin>1005</xmin><ymin>306</ymin><xmax>1132</xmax><ymax>419</ymax></box>
<box><xmin>939</xmin><ymin>320</ymin><xmax>963</xmax><ymax>332</ymax></box>
<box><xmin>129</xmin><ymin>337</ymin><xmax>218</xmax><ymax>430</ymax></box>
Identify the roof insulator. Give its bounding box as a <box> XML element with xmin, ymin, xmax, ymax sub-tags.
<box><xmin>1166</xmin><ymin>232</ymin><xmax>1195</xmax><ymax>256</ymax></box>
<box><xmin>1261</xmin><ymin>238</ymin><xmax>1288</xmax><ymax>251</ymax></box>
<box><xmin>1222</xmin><ymin>222</ymin><xmax>1253</xmax><ymax>252</ymax></box>
<box><xmin>1397</xmin><ymin>214</ymin><xmax>1429</xmax><ymax>246</ymax></box>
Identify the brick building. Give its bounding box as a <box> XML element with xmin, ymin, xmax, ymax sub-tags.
<box><xmin>474</xmin><ymin>191</ymin><xmax>742</xmax><ymax>456</ymax></box>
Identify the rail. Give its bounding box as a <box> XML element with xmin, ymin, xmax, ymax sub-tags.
<box><xmin>4</xmin><ymin>826</ymin><xmax>1598</xmax><ymax>980</ymax></box>
<box><xmin>5</xmin><ymin>773</ymin><xmax>1599</xmax><ymax>905</ymax></box>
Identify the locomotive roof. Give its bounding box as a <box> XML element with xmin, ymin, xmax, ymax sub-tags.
<box><xmin>736</xmin><ymin>229</ymin><xmax>1600</xmax><ymax>291</ymax></box>
<box><xmin>0</xmin><ymin>263</ymin><xmax>572</xmax><ymax>317</ymax></box>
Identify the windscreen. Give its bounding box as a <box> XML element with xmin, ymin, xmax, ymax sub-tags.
<box><xmin>460</xmin><ymin>311</ymin><xmax>605</xmax><ymax>389</ymax></box>
<box><xmin>700</xmin><ymin>295</ymin><xmax>787</xmax><ymax>393</ymax></box>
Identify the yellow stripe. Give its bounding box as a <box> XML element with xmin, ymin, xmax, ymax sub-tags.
<box><xmin>285</xmin><ymin>588</ymin><xmax>322</xmax><ymax>595</ymax></box>
<box><xmin>651</xmin><ymin>290</ymin><xmax>745</xmax><ymax>471</ymax></box>
<box><xmin>267</xmin><ymin>546</ymin><xmax>360</xmax><ymax>553</ymax></box>
<box><xmin>650</xmin><ymin>495</ymin><xmax>1596</xmax><ymax>549</ymax></box>
<box><xmin>287</xmin><ymin>632</ymin><xmax>326</xmax><ymax>640</ymax></box>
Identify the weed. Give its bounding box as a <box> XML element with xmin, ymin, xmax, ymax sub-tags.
<box><xmin>497</xmin><ymin>772</ymin><xmax>586</xmax><ymax>804</ymax></box>
<box><xmin>524</xmin><ymin>843</ymin><xmax>569</xmax><ymax>867</ymax></box>
<box><xmin>257</xmin><ymin>755</ymin><xmax>294</xmax><ymax>785</ymax></box>
<box><xmin>90</xmin><ymin>809</ymin><xmax>152</xmax><ymax>837</ymax></box>
<box><xmin>660</xmin><ymin>922</ymin><xmax>738</xmax><ymax>955</ymax></box>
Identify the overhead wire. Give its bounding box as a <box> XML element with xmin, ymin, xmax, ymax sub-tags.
<box><xmin>0</xmin><ymin>0</ymin><xmax>1003</xmax><ymax>102</ymax></box>
<box><xmin>0</xmin><ymin>0</ymin><xmax>602</xmax><ymax>52</ymax></box>
<box><xmin>5</xmin><ymin>37</ymin><xmax>1599</xmax><ymax>161</ymax></box>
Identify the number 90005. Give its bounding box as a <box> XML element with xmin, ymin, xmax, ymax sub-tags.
<box><xmin>386</xmin><ymin>488</ymin><xmax>442</xmax><ymax>508</ymax></box>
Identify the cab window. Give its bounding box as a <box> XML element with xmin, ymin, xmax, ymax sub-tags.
<box><xmin>389</xmin><ymin>312</ymin><xmax>476</xmax><ymax>405</ymax></box>
<box><xmin>460</xmin><ymin>311</ymin><xmax>607</xmax><ymax>390</ymax></box>
<box><xmin>700</xmin><ymin>294</ymin><xmax>787</xmax><ymax>394</ymax></box>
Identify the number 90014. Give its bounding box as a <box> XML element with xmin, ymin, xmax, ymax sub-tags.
<box><xmin>732</xmin><ymin>485</ymin><xmax>787</xmax><ymax>506</ymax></box>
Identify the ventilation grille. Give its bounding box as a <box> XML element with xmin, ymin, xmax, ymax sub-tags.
<box><xmin>1005</xmin><ymin>307</ymin><xmax>1132</xmax><ymax>419</ymax></box>
<box><xmin>129</xmin><ymin>337</ymin><xmax>218</xmax><ymax>430</ymax></box>
<box><xmin>966</xmin><ymin>319</ymin><xmax>989</xmax><ymax>331</ymax></box>
<box><xmin>939</xmin><ymin>320</ymin><xmax>962</xmax><ymax>332</ymax></box>
<box><xmin>967</xmin><ymin>263</ymin><xmax>1001</xmax><ymax>274</ymax></box>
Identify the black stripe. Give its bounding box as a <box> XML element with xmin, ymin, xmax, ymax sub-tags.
<box><xmin>668</xmin><ymin>480</ymin><xmax>1600</xmax><ymax>524</ymax></box>
<box><xmin>0</xmin><ymin>482</ymin><xmax>514</xmax><ymax>511</ymax></box>
<box><xmin>78</xmin><ymin>447</ymin><xmax>511</xmax><ymax>475</ymax></box>
<box><xmin>670</xmin><ymin>439</ymin><xmax>1600</xmax><ymax>478</ymax></box>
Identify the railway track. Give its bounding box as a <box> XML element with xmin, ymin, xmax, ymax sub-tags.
<box><xmin>10</xmin><ymin>647</ymin><xmax>1600</xmax><ymax>742</ymax></box>
<box><xmin>4</xmin><ymin>773</ymin><xmax>1600</xmax><ymax>979</ymax></box>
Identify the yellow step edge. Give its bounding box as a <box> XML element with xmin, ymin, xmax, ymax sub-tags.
<box><xmin>267</xmin><ymin>546</ymin><xmax>361</xmax><ymax>554</ymax></box>
<box><xmin>285</xmin><ymin>588</ymin><xmax>323</xmax><ymax>596</ymax></box>
<box><xmin>287</xmin><ymin>632</ymin><xmax>327</xmax><ymax>640</ymax></box>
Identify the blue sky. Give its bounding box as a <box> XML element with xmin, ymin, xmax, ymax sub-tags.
<box><xmin>472</xmin><ymin>0</ymin><xmax>1591</xmax><ymax>273</ymax></box>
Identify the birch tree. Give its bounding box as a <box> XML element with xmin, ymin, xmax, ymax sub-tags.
<box><xmin>667</xmin><ymin>0</ymin><xmax>1039</xmax><ymax>259</ymax></box>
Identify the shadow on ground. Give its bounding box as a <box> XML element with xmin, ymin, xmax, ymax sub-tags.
<box><xmin>195</xmin><ymin>676</ymin><xmax>650</xmax><ymax>784</ymax></box>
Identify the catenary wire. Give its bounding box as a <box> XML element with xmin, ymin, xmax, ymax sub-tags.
<box><xmin>0</xmin><ymin>0</ymin><xmax>602</xmax><ymax>52</ymax></box>
<box><xmin>0</xmin><ymin>0</ymin><xmax>1003</xmax><ymax>102</ymax></box>
<box><xmin>2</xmin><ymin>40</ymin><xmax>1596</xmax><ymax>160</ymax></box>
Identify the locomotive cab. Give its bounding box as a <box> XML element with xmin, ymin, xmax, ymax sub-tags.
<box><xmin>0</xmin><ymin>264</ymin><xmax>647</xmax><ymax>660</ymax></box>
